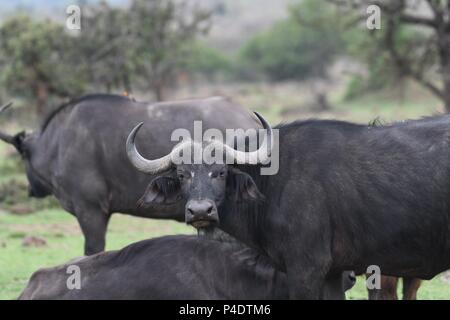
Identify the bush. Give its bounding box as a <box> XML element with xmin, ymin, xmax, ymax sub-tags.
<box><xmin>238</xmin><ymin>0</ymin><xmax>346</xmax><ymax>82</ymax></box>
<box><xmin>343</xmin><ymin>21</ymin><xmax>430</xmax><ymax>100</ymax></box>
<box><xmin>184</xmin><ymin>42</ymin><xmax>233</xmax><ymax>79</ymax></box>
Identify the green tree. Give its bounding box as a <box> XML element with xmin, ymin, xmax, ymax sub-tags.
<box><xmin>239</xmin><ymin>0</ymin><xmax>346</xmax><ymax>81</ymax></box>
<box><xmin>128</xmin><ymin>0</ymin><xmax>211</xmax><ymax>100</ymax></box>
<box><xmin>0</xmin><ymin>0</ymin><xmax>213</xmax><ymax>109</ymax></box>
<box><xmin>77</xmin><ymin>1</ymin><xmax>134</xmax><ymax>94</ymax></box>
<box><xmin>343</xmin><ymin>21</ymin><xmax>423</xmax><ymax>99</ymax></box>
<box><xmin>332</xmin><ymin>0</ymin><xmax>450</xmax><ymax>111</ymax></box>
<box><xmin>77</xmin><ymin>0</ymin><xmax>212</xmax><ymax>98</ymax></box>
<box><xmin>0</xmin><ymin>15</ymin><xmax>86</xmax><ymax>115</ymax></box>
<box><xmin>184</xmin><ymin>41</ymin><xmax>233</xmax><ymax>79</ymax></box>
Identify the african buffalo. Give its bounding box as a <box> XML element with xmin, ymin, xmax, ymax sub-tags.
<box><xmin>19</xmin><ymin>233</ymin><xmax>356</xmax><ymax>300</ymax></box>
<box><xmin>127</xmin><ymin>113</ymin><xmax>450</xmax><ymax>299</ymax></box>
<box><xmin>0</xmin><ymin>94</ymin><xmax>260</xmax><ymax>255</ymax></box>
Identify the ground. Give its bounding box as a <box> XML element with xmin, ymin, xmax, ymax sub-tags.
<box><xmin>1</xmin><ymin>81</ymin><xmax>449</xmax><ymax>299</ymax></box>
<box><xmin>0</xmin><ymin>209</ymin><xmax>194</xmax><ymax>299</ymax></box>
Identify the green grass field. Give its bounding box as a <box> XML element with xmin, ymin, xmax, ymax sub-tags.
<box><xmin>0</xmin><ymin>208</ymin><xmax>195</xmax><ymax>299</ymax></box>
<box><xmin>1</xmin><ymin>86</ymin><xmax>449</xmax><ymax>299</ymax></box>
<box><xmin>1</xmin><ymin>208</ymin><xmax>449</xmax><ymax>300</ymax></box>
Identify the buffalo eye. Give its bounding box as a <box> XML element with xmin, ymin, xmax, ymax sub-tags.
<box><xmin>210</xmin><ymin>170</ymin><xmax>226</xmax><ymax>179</ymax></box>
<box><xmin>177</xmin><ymin>171</ymin><xmax>190</xmax><ymax>181</ymax></box>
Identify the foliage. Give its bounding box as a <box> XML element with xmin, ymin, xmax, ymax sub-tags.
<box><xmin>0</xmin><ymin>0</ymin><xmax>212</xmax><ymax>113</ymax></box>
<box><xmin>344</xmin><ymin>21</ymin><xmax>431</xmax><ymax>100</ymax></box>
<box><xmin>76</xmin><ymin>2</ymin><xmax>134</xmax><ymax>93</ymax></box>
<box><xmin>0</xmin><ymin>15</ymin><xmax>86</xmax><ymax>114</ymax></box>
<box><xmin>184</xmin><ymin>41</ymin><xmax>233</xmax><ymax>79</ymax></box>
<box><xmin>127</xmin><ymin>0</ymin><xmax>211</xmax><ymax>100</ymax></box>
<box><xmin>333</xmin><ymin>0</ymin><xmax>450</xmax><ymax>111</ymax></box>
<box><xmin>239</xmin><ymin>0</ymin><xmax>346</xmax><ymax>81</ymax></box>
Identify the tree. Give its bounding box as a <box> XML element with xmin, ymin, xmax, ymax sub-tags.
<box><xmin>77</xmin><ymin>2</ymin><xmax>134</xmax><ymax>94</ymax></box>
<box><xmin>128</xmin><ymin>0</ymin><xmax>211</xmax><ymax>100</ymax></box>
<box><xmin>0</xmin><ymin>15</ymin><xmax>86</xmax><ymax>115</ymax></box>
<box><xmin>184</xmin><ymin>41</ymin><xmax>233</xmax><ymax>80</ymax></box>
<box><xmin>239</xmin><ymin>0</ymin><xmax>346</xmax><ymax>82</ymax></box>
<box><xmin>330</xmin><ymin>0</ymin><xmax>450</xmax><ymax>112</ymax></box>
<box><xmin>77</xmin><ymin>0</ymin><xmax>212</xmax><ymax>99</ymax></box>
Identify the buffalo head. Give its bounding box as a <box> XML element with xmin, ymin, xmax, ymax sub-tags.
<box><xmin>127</xmin><ymin>112</ymin><xmax>273</xmax><ymax>230</ymax></box>
<box><xmin>0</xmin><ymin>102</ymin><xmax>50</xmax><ymax>198</ymax></box>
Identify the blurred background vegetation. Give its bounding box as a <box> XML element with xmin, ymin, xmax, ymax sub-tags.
<box><xmin>1</xmin><ymin>0</ymin><xmax>450</xmax><ymax>299</ymax></box>
<box><xmin>0</xmin><ymin>0</ymin><xmax>447</xmax><ymax>123</ymax></box>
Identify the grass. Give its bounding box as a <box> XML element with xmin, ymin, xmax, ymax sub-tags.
<box><xmin>0</xmin><ymin>142</ymin><xmax>195</xmax><ymax>299</ymax></box>
<box><xmin>1</xmin><ymin>208</ymin><xmax>448</xmax><ymax>300</ymax></box>
<box><xmin>0</xmin><ymin>208</ymin><xmax>194</xmax><ymax>299</ymax></box>
<box><xmin>347</xmin><ymin>275</ymin><xmax>450</xmax><ymax>300</ymax></box>
<box><xmin>1</xmin><ymin>84</ymin><xmax>449</xmax><ymax>299</ymax></box>
<box><xmin>225</xmin><ymin>79</ymin><xmax>444</xmax><ymax>125</ymax></box>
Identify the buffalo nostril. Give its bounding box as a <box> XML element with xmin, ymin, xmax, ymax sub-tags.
<box><xmin>187</xmin><ymin>208</ymin><xmax>194</xmax><ymax>216</ymax></box>
<box><xmin>207</xmin><ymin>206</ymin><xmax>213</xmax><ymax>215</ymax></box>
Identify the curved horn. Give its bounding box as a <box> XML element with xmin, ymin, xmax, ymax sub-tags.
<box><xmin>209</xmin><ymin>111</ymin><xmax>273</xmax><ymax>165</ymax></box>
<box><xmin>0</xmin><ymin>101</ymin><xmax>12</xmax><ymax>114</ymax></box>
<box><xmin>0</xmin><ymin>101</ymin><xmax>14</xmax><ymax>144</ymax></box>
<box><xmin>126</xmin><ymin>122</ymin><xmax>175</xmax><ymax>174</ymax></box>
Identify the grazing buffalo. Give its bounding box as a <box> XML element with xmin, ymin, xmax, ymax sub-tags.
<box><xmin>0</xmin><ymin>94</ymin><xmax>260</xmax><ymax>255</ymax></box>
<box><xmin>18</xmin><ymin>234</ymin><xmax>356</xmax><ymax>300</ymax></box>
<box><xmin>127</xmin><ymin>113</ymin><xmax>450</xmax><ymax>299</ymax></box>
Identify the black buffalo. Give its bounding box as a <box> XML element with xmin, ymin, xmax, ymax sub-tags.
<box><xmin>19</xmin><ymin>234</ymin><xmax>356</xmax><ymax>300</ymax></box>
<box><xmin>127</xmin><ymin>113</ymin><xmax>450</xmax><ymax>299</ymax></box>
<box><xmin>0</xmin><ymin>94</ymin><xmax>260</xmax><ymax>255</ymax></box>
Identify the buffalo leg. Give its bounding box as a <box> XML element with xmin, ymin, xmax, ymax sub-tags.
<box><xmin>286</xmin><ymin>268</ymin><xmax>325</xmax><ymax>299</ymax></box>
<box><xmin>402</xmin><ymin>277</ymin><xmax>421</xmax><ymax>300</ymax></box>
<box><xmin>77</xmin><ymin>209</ymin><xmax>110</xmax><ymax>255</ymax></box>
<box><xmin>321</xmin><ymin>273</ymin><xmax>346</xmax><ymax>300</ymax></box>
<box><xmin>285</xmin><ymin>252</ymin><xmax>331</xmax><ymax>299</ymax></box>
<box><xmin>277</xmin><ymin>185</ymin><xmax>333</xmax><ymax>299</ymax></box>
<box><xmin>368</xmin><ymin>275</ymin><xmax>398</xmax><ymax>300</ymax></box>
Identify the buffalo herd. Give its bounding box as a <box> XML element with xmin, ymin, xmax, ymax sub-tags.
<box><xmin>1</xmin><ymin>94</ymin><xmax>448</xmax><ymax>300</ymax></box>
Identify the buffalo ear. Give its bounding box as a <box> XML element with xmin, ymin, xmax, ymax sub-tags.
<box><xmin>227</xmin><ymin>168</ymin><xmax>264</xmax><ymax>202</ymax></box>
<box><xmin>138</xmin><ymin>176</ymin><xmax>182</xmax><ymax>207</ymax></box>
